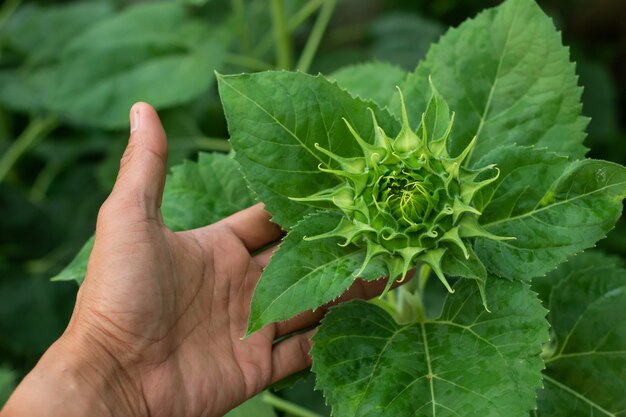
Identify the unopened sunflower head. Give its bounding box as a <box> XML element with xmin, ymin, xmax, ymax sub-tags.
<box><xmin>292</xmin><ymin>89</ymin><xmax>511</xmax><ymax>293</ymax></box>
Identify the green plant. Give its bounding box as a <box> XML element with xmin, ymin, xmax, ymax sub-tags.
<box><xmin>48</xmin><ymin>0</ymin><xmax>626</xmax><ymax>415</ymax></box>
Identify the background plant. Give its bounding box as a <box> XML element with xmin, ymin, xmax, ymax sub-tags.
<box><xmin>1</xmin><ymin>0</ymin><xmax>625</xmax><ymax>415</ymax></box>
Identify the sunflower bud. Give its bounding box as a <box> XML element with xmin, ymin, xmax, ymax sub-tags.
<box><xmin>293</xmin><ymin>90</ymin><xmax>510</xmax><ymax>293</ymax></box>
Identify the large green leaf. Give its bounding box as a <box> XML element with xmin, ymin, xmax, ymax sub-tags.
<box><xmin>532</xmin><ymin>251</ymin><xmax>626</xmax><ymax>417</ymax></box>
<box><xmin>217</xmin><ymin>71</ymin><xmax>400</xmax><ymax>230</ymax></box>
<box><xmin>45</xmin><ymin>2</ymin><xmax>230</xmax><ymax>129</ymax></box>
<box><xmin>475</xmin><ymin>148</ymin><xmax>626</xmax><ymax>280</ymax></box>
<box><xmin>1</xmin><ymin>2</ymin><xmax>113</xmax><ymax>65</ymax></box>
<box><xmin>247</xmin><ymin>211</ymin><xmax>385</xmax><ymax>335</ymax></box>
<box><xmin>398</xmin><ymin>0</ymin><xmax>587</xmax><ymax>161</ymax></box>
<box><xmin>329</xmin><ymin>62</ymin><xmax>407</xmax><ymax>109</ymax></box>
<box><xmin>312</xmin><ymin>279</ymin><xmax>548</xmax><ymax>417</ymax></box>
<box><xmin>52</xmin><ymin>153</ymin><xmax>253</xmax><ymax>285</ymax></box>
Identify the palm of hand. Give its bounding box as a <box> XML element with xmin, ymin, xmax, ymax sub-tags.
<box><xmin>61</xmin><ymin>103</ymin><xmax>313</xmax><ymax>417</ymax></box>
<box><xmin>58</xmin><ymin>104</ymin><xmax>388</xmax><ymax>417</ymax></box>
<box><xmin>73</xmin><ymin>199</ymin><xmax>308</xmax><ymax>417</ymax></box>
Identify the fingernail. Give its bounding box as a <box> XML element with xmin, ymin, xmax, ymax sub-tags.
<box><xmin>130</xmin><ymin>105</ymin><xmax>140</xmax><ymax>134</ymax></box>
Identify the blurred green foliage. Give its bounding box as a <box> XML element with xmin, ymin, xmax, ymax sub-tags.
<box><xmin>0</xmin><ymin>0</ymin><xmax>623</xmax><ymax>413</ymax></box>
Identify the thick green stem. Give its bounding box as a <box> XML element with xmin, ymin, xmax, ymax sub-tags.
<box><xmin>253</xmin><ymin>0</ymin><xmax>326</xmax><ymax>57</ymax></box>
<box><xmin>261</xmin><ymin>392</ymin><xmax>324</xmax><ymax>417</ymax></box>
<box><xmin>30</xmin><ymin>160</ymin><xmax>63</xmax><ymax>203</ymax></box>
<box><xmin>397</xmin><ymin>286</ymin><xmax>426</xmax><ymax>323</ymax></box>
<box><xmin>193</xmin><ymin>137</ymin><xmax>232</xmax><ymax>153</ymax></box>
<box><xmin>270</xmin><ymin>0</ymin><xmax>292</xmax><ymax>69</ymax></box>
<box><xmin>0</xmin><ymin>116</ymin><xmax>58</xmax><ymax>184</ymax></box>
<box><xmin>231</xmin><ymin>0</ymin><xmax>250</xmax><ymax>55</ymax></box>
<box><xmin>296</xmin><ymin>0</ymin><xmax>336</xmax><ymax>72</ymax></box>
<box><xmin>418</xmin><ymin>264</ymin><xmax>431</xmax><ymax>293</ymax></box>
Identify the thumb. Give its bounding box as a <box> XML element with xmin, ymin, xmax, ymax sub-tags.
<box><xmin>108</xmin><ymin>102</ymin><xmax>168</xmax><ymax>220</ymax></box>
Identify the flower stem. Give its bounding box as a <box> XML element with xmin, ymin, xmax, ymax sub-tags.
<box><xmin>0</xmin><ymin>115</ymin><xmax>58</xmax><ymax>184</ymax></box>
<box><xmin>261</xmin><ymin>391</ymin><xmax>324</xmax><ymax>417</ymax></box>
<box><xmin>230</xmin><ymin>0</ymin><xmax>250</xmax><ymax>55</ymax></box>
<box><xmin>270</xmin><ymin>0</ymin><xmax>292</xmax><ymax>69</ymax></box>
<box><xmin>0</xmin><ymin>0</ymin><xmax>22</xmax><ymax>31</ymax></box>
<box><xmin>296</xmin><ymin>0</ymin><xmax>336</xmax><ymax>72</ymax></box>
<box><xmin>253</xmin><ymin>0</ymin><xmax>326</xmax><ymax>58</ymax></box>
<box><xmin>193</xmin><ymin>137</ymin><xmax>232</xmax><ymax>153</ymax></box>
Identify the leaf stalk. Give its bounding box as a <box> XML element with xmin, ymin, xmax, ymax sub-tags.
<box><xmin>296</xmin><ymin>0</ymin><xmax>337</xmax><ymax>72</ymax></box>
<box><xmin>0</xmin><ymin>115</ymin><xmax>58</xmax><ymax>184</ymax></box>
<box><xmin>270</xmin><ymin>0</ymin><xmax>293</xmax><ymax>69</ymax></box>
<box><xmin>261</xmin><ymin>391</ymin><xmax>324</xmax><ymax>417</ymax></box>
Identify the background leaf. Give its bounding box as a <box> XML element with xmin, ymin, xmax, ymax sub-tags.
<box><xmin>45</xmin><ymin>2</ymin><xmax>230</xmax><ymax>129</ymax></box>
<box><xmin>475</xmin><ymin>151</ymin><xmax>626</xmax><ymax>280</ymax></box>
<box><xmin>369</xmin><ymin>12</ymin><xmax>444</xmax><ymax>71</ymax></box>
<box><xmin>218</xmin><ymin>71</ymin><xmax>399</xmax><ymax>229</ymax></box>
<box><xmin>397</xmin><ymin>0</ymin><xmax>588</xmax><ymax>161</ymax></box>
<box><xmin>0</xmin><ymin>367</ymin><xmax>16</xmax><ymax>407</ymax></box>
<box><xmin>312</xmin><ymin>279</ymin><xmax>548</xmax><ymax>417</ymax></box>
<box><xmin>532</xmin><ymin>251</ymin><xmax>626</xmax><ymax>417</ymax></box>
<box><xmin>328</xmin><ymin>62</ymin><xmax>407</xmax><ymax>108</ymax></box>
<box><xmin>1</xmin><ymin>2</ymin><xmax>114</xmax><ymax>66</ymax></box>
<box><xmin>161</xmin><ymin>153</ymin><xmax>255</xmax><ymax>231</ymax></box>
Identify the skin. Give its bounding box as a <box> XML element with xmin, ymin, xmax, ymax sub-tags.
<box><xmin>1</xmin><ymin>103</ymin><xmax>393</xmax><ymax>417</ymax></box>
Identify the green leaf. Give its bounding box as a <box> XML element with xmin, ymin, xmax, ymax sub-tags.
<box><xmin>475</xmin><ymin>148</ymin><xmax>626</xmax><ymax>280</ymax></box>
<box><xmin>53</xmin><ymin>153</ymin><xmax>253</xmax><ymax>285</ymax></box>
<box><xmin>312</xmin><ymin>279</ymin><xmax>548</xmax><ymax>417</ymax></box>
<box><xmin>162</xmin><ymin>153</ymin><xmax>255</xmax><ymax>231</ymax></box>
<box><xmin>218</xmin><ymin>71</ymin><xmax>399</xmax><ymax>230</ymax></box>
<box><xmin>1</xmin><ymin>2</ymin><xmax>114</xmax><ymax>65</ymax></box>
<box><xmin>398</xmin><ymin>0</ymin><xmax>587</xmax><ymax>161</ymax></box>
<box><xmin>473</xmin><ymin>145</ymin><xmax>569</xmax><ymax>217</ymax></box>
<box><xmin>441</xmin><ymin>246</ymin><xmax>487</xmax><ymax>303</ymax></box>
<box><xmin>532</xmin><ymin>251</ymin><xmax>626</xmax><ymax>416</ymax></box>
<box><xmin>0</xmin><ymin>68</ymin><xmax>58</xmax><ymax>113</ymax></box>
<box><xmin>50</xmin><ymin>236</ymin><xmax>94</xmax><ymax>284</ymax></box>
<box><xmin>46</xmin><ymin>2</ymin><xmax>230</xmax><ymax>129</ymax></box>
<box><xmin>224</xmin><ymin>393</ymin><xmax>278</xmax><ymax>417</ymax></box>
<box><xmin>369</xmin><ymin>12</ymin><xmax>444</xmax><ymax>71</ymax></box>
<box><xmin>0</xmin><ymin>366</ymin><xmax>16</xmax><ymax>407</ymax></box>
<box><xmin>328</xmin><ymin>62</ymin><xmax>407</xmax><ymax>108</ymax></box>
<box><xmin>247</xmin><ymin>211</ymin><xmax>385</xmax><ymax>335</ymax></box>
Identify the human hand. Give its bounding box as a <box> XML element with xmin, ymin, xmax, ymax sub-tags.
<box><xmin>1</xmin><ymin>103</ymin><xmax>392</xmax><ymax>417</ymax></box>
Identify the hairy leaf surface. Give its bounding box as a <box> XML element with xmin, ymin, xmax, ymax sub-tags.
<box><xmin>475</xmin><ymin>148</ymin><xmax>626</xmax><ymax>279</ymax></box>
<box><xmin>398</xmin><ymin>0</ymin><xmax>587</xmax><ymax>161</ymax></box>
<box><xmin>218</xmin><ymin>71</ymin><xmax>399</xmax><ymax>230</ymax></box>
<box><xmin>532</xmin><ymin>251</ymin><xmax>626</xmax><ymax>416</ymax></box>
<box><xmin>247</xmin><ymin>211</ymin><xmax>385</xmax><ymax>335</ymax></box>
<box><xmin>312</xmin><ymin>279</ymin><xmax>548</xmax><ymax>417</ymax></box>
<box><xmin>52</xmin><ymin>153</ymin><xmax>253</xmax><ymax>284</ymax></box>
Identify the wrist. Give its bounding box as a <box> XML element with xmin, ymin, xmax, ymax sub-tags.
<box><xmin>2</xmin><ymin>332</ymin><xmax>148</xmax><ymax>417</ymax></box>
